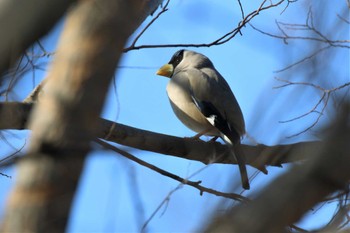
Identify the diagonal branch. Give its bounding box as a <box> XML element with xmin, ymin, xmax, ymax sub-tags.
<box><xmin>128</xmin><ymin>0</ymin><xmax>171</xmax><ymax>49</ymax></box>
<box><xmin>95</xmin><ymin>139</ymin><xmax>248</xmax><ymax>202</ymax></box>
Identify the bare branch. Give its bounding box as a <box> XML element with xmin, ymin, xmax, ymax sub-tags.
<box><xmin>0</xmin><ymin>141</ymin><xmax>26</xmax><ymax>178</ymax></box>
<box><xmin>124</xmin><ymin>0</ymin><xmax>289</xmax><ymax>51</ymax></box>
<box><xmin>0</xmin><ymin>102</ymin><xmax>323</xmax><ymax>169</ymax></box>
<box><xmin>274</xmin><ymin>78</ymin><xmax>350</xmax><ymax>137</ymax></box>
<box><xmin>0</xmin><ymin>0</ymin><xmax>75</xmax><ymax>78</ymax></box>
<box><xmin>142</xmin><ymin>184</ymin><xmax>182</xmax><ymax>232</ymax></box>
<box><xmin>128</xmin><ymin>0</ymin><xmax>171</xmax><ymax>49</ymax></box>
<box><xmin>280</xmin><ymin>0</ymin><xmax>298</xmax><ymax>15</ymax></box>
<box><xmin>95</xmin><ymin>139</ymin><xmax>248</xmax><ymax>202</ymax></box>
<box><xmin>337</xmin><ymin>14</ymin><xmax>350</xmax><ymax>24</ymax></box>
<box><xmin>251</xmin><ymin>8</ymin><xmax>350</xmax><ymax>49</ymax></box>
<box><xmin>286</xmin><ymin>92</ymin><xmax>329</xmax><ymax>138</ymax></box>
<box><xmin>237</xmin><ymin>0</ymin><xmax>245</xmax><ymax>20</ymax></box>
<box><xmin>278</xmin><ymin>93</ymin><xmax>326</xmax><ymax>123</ymax></box>
<box><xmin>273</xmin><ymin>77</ymin><xmax>326</xmax><ymax>91</ymax></box>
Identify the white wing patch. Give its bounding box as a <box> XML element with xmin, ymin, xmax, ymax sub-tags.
<box><xmin>206</xmin><ymin>115</ymin><xmax>216</xmax><ymax>127</ymax></box>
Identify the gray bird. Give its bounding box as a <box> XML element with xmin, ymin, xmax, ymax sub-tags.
<box><xmin>156</xmin><ymin>50</ymin><xmax>249</xmax><ymax>190</ymax></box>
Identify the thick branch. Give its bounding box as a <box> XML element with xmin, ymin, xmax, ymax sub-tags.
<box><xmin>0</xmin><ymin>102</ymin><xmax>321</xmax><ymax>169</ymax></box>
<box><xmin>99</xmin><ymin>117</ymin><xmax>319</xmax><ymax>169</ymax></box>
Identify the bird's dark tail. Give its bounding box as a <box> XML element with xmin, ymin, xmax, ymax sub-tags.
<box><xmin>231</xmin><ymin>145</ymin><xmax>250</xmax><ymax>190</ymax></box>
<box><xmin>219</xmin><ymin>133</ymin><xmax>250</xmax><ymax>189</ymax></box>
<box><xmin>192</xmin><ymin>97</ymin><xmax>249</xmax><ymax>189</ymax></box>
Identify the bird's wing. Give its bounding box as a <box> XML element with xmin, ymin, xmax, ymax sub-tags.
<box><xmin>182</xmin><ymin>68</ymin><xmax>249</xmax><ymax>189</ymax></box>
<box><xmin>183</xmin><ymin>68</ymin><xmax>245</xmax><ymax>144</ymax></box>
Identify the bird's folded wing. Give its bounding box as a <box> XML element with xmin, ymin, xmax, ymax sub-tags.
<box><xmin>183</xmin><ymin>69</ymin><xmax>245</xmax><ymax>140</ymax></box>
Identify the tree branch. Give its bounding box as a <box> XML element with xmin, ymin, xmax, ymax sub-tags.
<box><xmin>95</xmin><ymin>139</ymin><xmax>248</xmax><ymax>202</ymax></box>
<box><xmin>124</xmin><ymin>0</ymin><xmax>289</xmax><ymax>51</ymax></box>
<box><xmin>0</xmin><ymin>0</ymin><xmax>75</xmax><ymax>78</ymax></box>
<box><xmin>205</xmin><ymin>103</ymin><xmax>350</xmax><ymax>233</ymax></box>
<box><xmin>0</xmin><ymin>102</ymin><xmax>322</xmax><ymax>169</ymax></box>
<box><xmin>250</xmin><ymin>8</ymin><xmax>350</xmax><ymax>49</ymax></box>
<box><xmin>274</xmin><ymin>78</ymin><xmax>350</xmax><ymax>138</ymax></box>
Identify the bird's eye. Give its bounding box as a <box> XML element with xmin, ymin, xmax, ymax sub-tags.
<box><xmin>169</xmin><ymin>50</ymin><xmax>184</xmax><ymax>68</ymax></box>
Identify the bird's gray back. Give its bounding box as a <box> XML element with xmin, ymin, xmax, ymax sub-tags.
<box><xmin>186</xmin><ymin>67</ymin><xmax>246</xmax><ymax>137</ymax></box>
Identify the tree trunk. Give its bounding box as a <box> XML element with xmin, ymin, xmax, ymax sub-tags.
<box><xmin>1</xmin><ymin>0</ymin><xmax>162</xmax><ymax>232</ymax></box>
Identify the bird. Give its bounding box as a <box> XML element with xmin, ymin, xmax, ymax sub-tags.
<box><xmin>156</xmin><ymin>49</ymin><xmax>250</xmax><ymax>190</ymax></box>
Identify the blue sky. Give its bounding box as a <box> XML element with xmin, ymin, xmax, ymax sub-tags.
<box><xmin>1</xmin><ymin>0</ymin><xmax>349</xmax><ymax>232</ymax></box>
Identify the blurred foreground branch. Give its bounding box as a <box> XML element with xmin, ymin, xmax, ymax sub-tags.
<box><xmin>0</xmin><ymin>0</ymin><xmax>163</xmax><ymax>232</ymax></box>
<box><xmin>0</xmin><ymin>0</ymin><xmax>75</xmax><ymax>78</ymax></box>
<box><xmin>205</xmin><ymin>103</ymin><xmax>350</xmax><ymax>233</ymax></box>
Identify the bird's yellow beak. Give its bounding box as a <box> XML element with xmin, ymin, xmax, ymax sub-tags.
<box><xmin>156</xmin><ymin>64</ymin><xmax>173</xmax><ymax>78</ymax></box>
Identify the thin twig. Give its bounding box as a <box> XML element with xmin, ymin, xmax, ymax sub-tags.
<box><xmin>237</xmin><ymin>0</ymin><xmax>245</xmax><ymax>20</ymax></box>
<box><xmin>273</xmin><ymin>77</ymin><xmax>325</xmax><ymax>91</ymax></box>
<box><xmin>0</xmin><ymin>141</ymin><xmax>26</xmax><ymax>178</ymax></box>
<box><xmin>141</xmin><ymin>184</ymin><xmax>182</xmax><ymax>232</ymax></box>
<box><xmin>286</xmin><ymin>92</ymin><xmax>329</xmax><ymax>138</ymax></box>
<box><xmin>124</xmin><ymin>0</ymin><xmax>288</xmax><ymax>51</ymax></box>
<box><xmin>337</xmin><ymin>13</ymin><xmax>350</xmax><ymax>24</ymax></box>
<box><xmin>274</xmin><ymin>45</ymin><xmax>332</xmax><ymax>73</ymax></box>
<box><xmin>274</xmin><ymin>78</ymin><xmax>350</xmax><ymax>138</ymax></box>
<box><xmin>141</xmin><ymin>154</ymin><xmax>231</xmax><ymax>232</ymax></box>
<box><xmin>279</xmin><ymin>93</ymin><xmax>326</xmax><ymax>123</ymax></box>
<box><xmin>94</xmin><ymin>139</ymin><xmax>248</xmax><ymax>202</ymax></box>
<box><xmin>128</xmin><ymin>0</ymin><xmax>171</xmax><ymax>48</ymax></box>
<box><xmin>250</xmin><ymin>5</ymin><xmax>350</xmax><ymax>52</ymax></box>
<box><xmin>250</xmin><ymin>23</ymin><xmax>350</xmax><ymax>47</ymax></box>
<box><xmin>280</xmin><ymin>0</ymin><xmax>297</xmax><ymax>15</ymax></box>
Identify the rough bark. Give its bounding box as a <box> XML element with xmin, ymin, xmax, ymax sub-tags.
<box><xmin>0</xmin><ymin>102</ymin><xmax>321</xmax><ymax>169</ymax></box>
<box><xmin>1</xmin><ymin>0</ymin><xmax>163</xmax><ymax>232</ymax></box>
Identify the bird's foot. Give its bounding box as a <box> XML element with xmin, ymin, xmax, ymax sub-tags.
<box><xmin>184</xmin><ymin>132</ymin><xmax>207</xmax><ymax>141</ymax></box>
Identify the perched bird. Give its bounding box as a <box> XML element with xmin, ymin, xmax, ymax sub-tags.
<box><xmin>156</xmin><ymin>50</ymin><xmax>249</xmax><ymax>190</ymax></box>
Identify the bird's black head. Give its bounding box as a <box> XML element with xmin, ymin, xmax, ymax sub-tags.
<box><xmin>168</xmin><ymin>50</ymin><xmax>184</xmax><ymax>69</ymax></box>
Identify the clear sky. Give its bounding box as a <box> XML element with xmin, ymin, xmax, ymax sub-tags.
<box><xmin>0</xmin><ymin>0</ymin><xmax>348</xmax><ymax>232</ymax></box>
